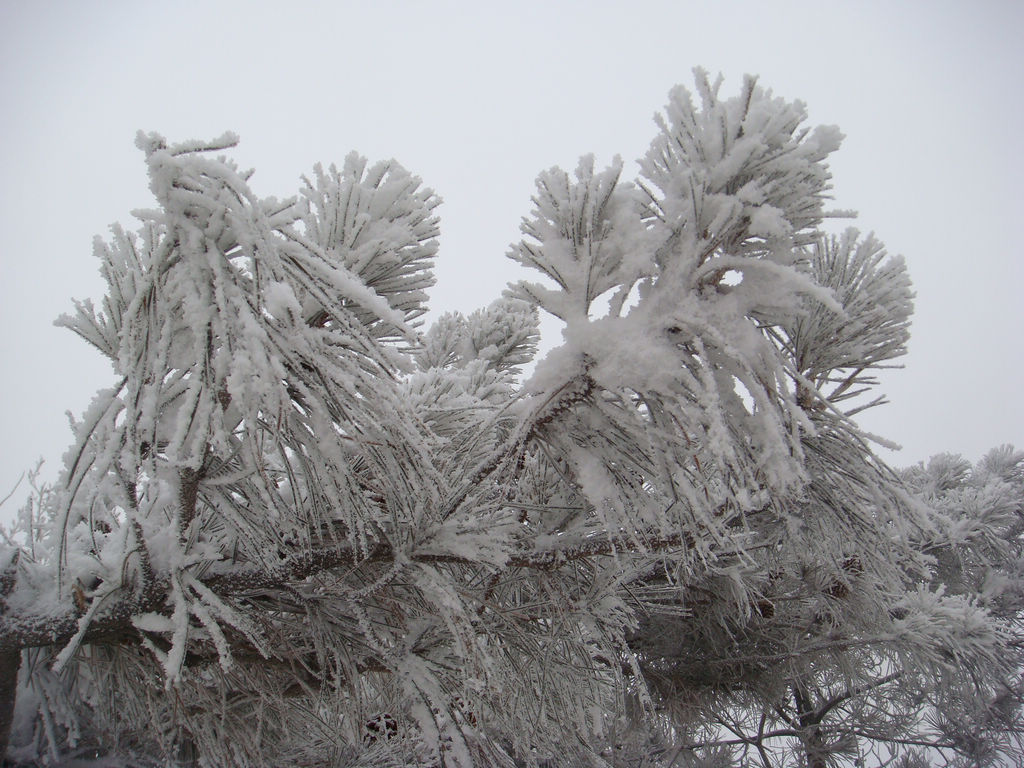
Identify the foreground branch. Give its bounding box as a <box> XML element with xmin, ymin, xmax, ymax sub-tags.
<box><xmin>0</xmin><ymin>531</ymin><xmax>695</xmax><ymax>654</ymax></box>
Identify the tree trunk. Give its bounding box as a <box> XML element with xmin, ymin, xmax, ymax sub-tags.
<box><xmin>802</xmin><ymin>726</ymin><xmax>828</xmax><ymax>768</ymax></box>
<box><xmin>793</xmin><ymin>682</ymin><xmax>828</xmax><ymax>768</ymax></box>
<box><xmin>0</xmin><ymin>646</ymin><xmax>21</xmax><ymax>760</ymax></box>
<box><xmin>1</xmin><ymin>551</ymin><xmax>21</xmax><ymax>759</ymax></box>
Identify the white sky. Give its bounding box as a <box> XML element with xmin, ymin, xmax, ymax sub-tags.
<box><xmin>1</xmin><ymin>0</ymin><xmax>1021</xmax><ymax>518</ymax></box>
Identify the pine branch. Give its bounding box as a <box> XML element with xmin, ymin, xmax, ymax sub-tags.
<box><xmin>0</xmin><ymin>530</ymin><xmax>697</xmax><ymax>654</ymax></box>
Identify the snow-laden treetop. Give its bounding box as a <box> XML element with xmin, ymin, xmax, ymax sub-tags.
<box><xmin>10</xmin><ymin>74</ymin><xmax>1008</xmax><ymax>768</ymax></box>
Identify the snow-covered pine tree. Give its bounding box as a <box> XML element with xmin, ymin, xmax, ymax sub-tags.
<box><xmin>679</xmin><ymin>445</ymin><xmax>1024</xmax><ymax>768</ymax></box>
<box><xmin>0</xmin><ymin>72</ymin><xmax>1017</xmax><ymax>768</ymax></box>
<box><xmin>894</xmin><ymin>448</ymin><xmax>1024</xmax><ymax>766</ymax></box>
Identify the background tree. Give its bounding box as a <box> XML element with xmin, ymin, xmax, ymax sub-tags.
<box><xmin>894</xmin><ymin>448</ymin><xmax>1024</xmax><ymax>766</ymax></box>
<box><xmin>0</xmin><ymin>73</ymin><xmax>1017</xmax><ymax>768</ymax></box>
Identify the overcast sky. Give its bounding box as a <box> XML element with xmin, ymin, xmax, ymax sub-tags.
<box><xmin>1</xmin><ymin>0</ymin><xmax>1021</xmax><ymax>519</ymax></box>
